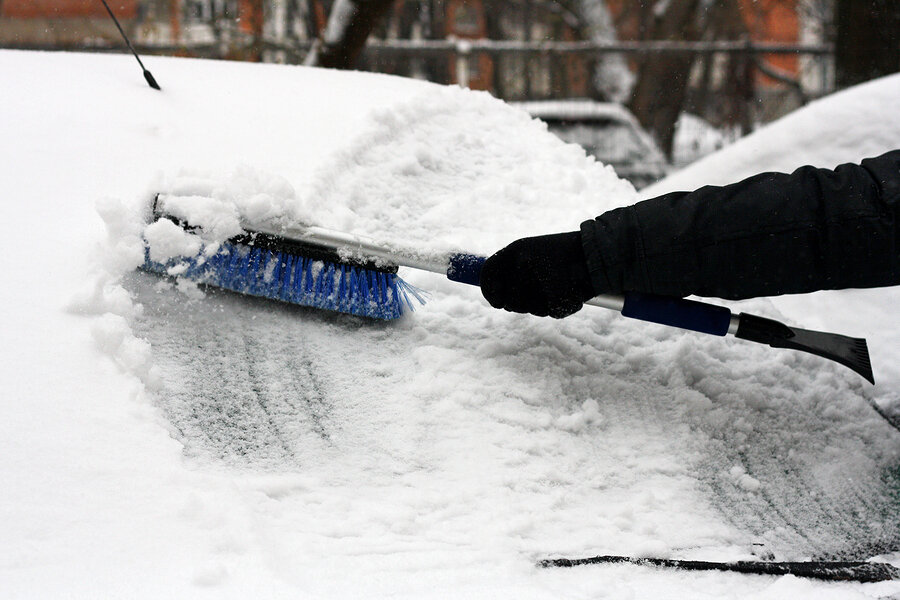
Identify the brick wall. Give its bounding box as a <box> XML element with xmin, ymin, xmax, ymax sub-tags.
<box><xmin>1</xmin><ymin>0</ymin><xmax>139</xmax><ymax>19</ymax></box>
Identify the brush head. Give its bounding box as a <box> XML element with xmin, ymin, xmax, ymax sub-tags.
<box><xmin>142</xmin><ymin>198</ymin><xmax>422</xmax><ymax>320</ymax></box>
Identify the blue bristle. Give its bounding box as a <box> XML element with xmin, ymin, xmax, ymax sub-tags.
<box><xmin>141</xmin><ymin>240</ymin><xmax>422</xmax><ymax>320</ymax></box>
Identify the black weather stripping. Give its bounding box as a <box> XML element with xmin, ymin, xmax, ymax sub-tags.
<box><xmin>538</xmin><ymin>554</ymin><xmax>899</xmax><ymax>583</ymax></box>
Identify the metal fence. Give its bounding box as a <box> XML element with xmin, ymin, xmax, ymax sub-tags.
<box><xmin>1</xmin><ymin>25</ymin><xmax>834</xmax><ymax>149</ymax></box>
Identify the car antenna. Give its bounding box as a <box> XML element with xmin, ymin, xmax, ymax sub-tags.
<box><xmin>99</xmin><ymin>0</ymin><xmax>161</xmax><ymax>90</ymax></box>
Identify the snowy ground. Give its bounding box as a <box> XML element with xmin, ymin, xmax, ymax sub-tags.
<box><xmin>1</xmin><ymin>50</ymin><xmax>899</xmax><ymax>599</ymax></box>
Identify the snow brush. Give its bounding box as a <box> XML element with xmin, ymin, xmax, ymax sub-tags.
<box><xmin>144</xmin><ymin>194</ymin><xmax>874</xmax><ymax>384</ymax></box>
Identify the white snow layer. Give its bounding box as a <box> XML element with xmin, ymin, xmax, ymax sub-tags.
<box><xmin>1</xmin><ymin>50</ymin><xmax>899</xmax><ymax>599</ymax></box>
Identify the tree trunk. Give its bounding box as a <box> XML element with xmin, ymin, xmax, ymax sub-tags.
<box><xmin>627</xmin><ymin>0</ymin><xmax>748</xmax><ymax>160</ymax></box>
<box><xmin>627</xmin><ymin>0</ymin><xmax>704</xmax><ymax>160</ymax></box>
<box><xmin>685</xmin><ymin>0</ymin><xmax>747</xmax><ymax>127</ymax></box>
<box><xmin>307</xmin><ymin>0</ymin><xmax>396</xmax><ymax>69</ymax></box>
<box><xmin>170</xmin><ymin>0</ymin><xmax>181</xmax><ymax>43</ymax></box>
<box><xmin>835</xmin><ymin>0</ymin><xmax>900</xmax><ymax>89</ymax></box>
<box><xmin>239</xmin><ymin>0</ymin><xmax>265</xmax><ymax>61</ymax></box>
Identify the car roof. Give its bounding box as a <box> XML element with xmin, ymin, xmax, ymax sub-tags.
<box><xmin>513</xmin><ymin>99</ymin><xmax>635</xmax><ymax>122</ymax></box>
<box><xmin>515</xmin><ymin>100</ymin><xmax>667</xmax><ymax>167</ymax></box>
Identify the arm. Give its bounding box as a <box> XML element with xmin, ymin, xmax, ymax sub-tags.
<box><xmin>480</xmin><ymin>150</ymin><xmax>900</xmax><ymax>318</ymax></box>
<box><xmin>581</xmin><ymin>150</ymin><xmax>900</xmax><ymax>300</ymax></box>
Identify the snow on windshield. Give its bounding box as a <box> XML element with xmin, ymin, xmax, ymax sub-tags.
<box><xmin>3</xmin><ymin>50</ymin><xmax>899</xmax><ymax>598</ymax></box>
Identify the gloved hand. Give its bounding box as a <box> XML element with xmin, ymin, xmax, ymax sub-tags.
<box><xmin>480</xmin><ymin>231</ymin><xmax>596</xmax><ymax>318</ymax></box>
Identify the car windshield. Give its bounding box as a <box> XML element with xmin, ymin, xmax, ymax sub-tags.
<box><xmin>543</xmin><ymin>118</ymin><xmax>647</xmax><ymax>164</ymax></box>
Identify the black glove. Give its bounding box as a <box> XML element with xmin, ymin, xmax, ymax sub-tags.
<box><xmin>480</xmin><ymin>231</ymin><xmax>596</xmax><ymax>318</ymax></box>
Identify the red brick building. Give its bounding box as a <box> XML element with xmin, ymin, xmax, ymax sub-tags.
<box><xmin>0</xmin><ymin>0</ymin><xmax>139</xmax><ymax>46</ymax></box>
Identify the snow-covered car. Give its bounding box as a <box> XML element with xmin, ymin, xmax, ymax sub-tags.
<box><xmin>516</xmin><ymin>99</ymin><xmax>668</xmax><ymax>188</ymax></box>
<box><xmin>3</xmin><ymin>49</ymin><xmax>900</xmax><ymax>598</ymax></box>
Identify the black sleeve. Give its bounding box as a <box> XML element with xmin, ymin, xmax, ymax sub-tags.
<box><xmin>580</xmin><ymin>149</ymin><xmax>900</xmax><ymax>300</ymax></box>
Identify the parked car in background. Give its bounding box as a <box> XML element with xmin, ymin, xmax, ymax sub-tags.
<box><xmin>516</xmin><ymin>100</ymin><xmax>668</xmax><ymax>189</ymax></box>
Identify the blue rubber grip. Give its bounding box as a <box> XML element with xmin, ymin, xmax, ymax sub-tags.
<box><xmin>447</xmin><ymin>253</ymin><xmax>486</xmax><ymax>286</ymax></box>
<box><xmin>621</xmin><ymin>292</ymin><xmax>732</xmax><ymax>336</ymax></box>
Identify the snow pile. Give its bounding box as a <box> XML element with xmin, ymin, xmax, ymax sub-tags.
<box><xmin>158</xmin><ymin>167</ymin><xmax>300</xmax><ymax>232</ymax></box>
<box><xmin>2</xmin><ymin>50</ymin><xmax>900</xmax><ymax>599</ymax></box>
<box><xmin>144</xmin><ymin>218</ymin><xmax>204</xmax><ymax>263</ymax></box>
<box><xmin>151</xmin><ymin>86</ymin><xmax>635</xmax><ymax>260</ymax></box>
<box><xmin>299</xmin><ymin>86</ymin><xmax>635</xmax><ymax>252</ymax></box>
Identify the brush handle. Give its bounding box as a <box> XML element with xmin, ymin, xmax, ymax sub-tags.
<box><xmin>618</xmin><ymin>292</ymin><xmax>734</xmax><ymax>336</ymax></box>
<box><xmin>447</xmin><ymin>253</ymin><xmax>486</xmax><ymax>286</ymax></box>
<box><xmin>446</xmin><ymin>253</ymin><xmax>738</xmax><ymax>336</ymax></box>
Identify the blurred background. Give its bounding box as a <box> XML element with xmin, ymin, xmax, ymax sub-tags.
<box><xmin>3</xmin><ymin>0</ymin><xmax>897</xmax><ymax>187</ymax></box>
